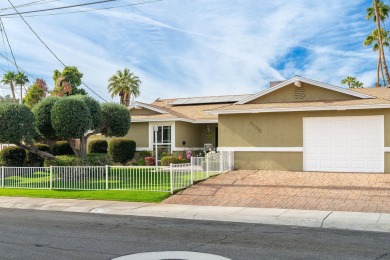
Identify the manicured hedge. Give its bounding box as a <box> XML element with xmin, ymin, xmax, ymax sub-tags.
<box><xmin>26</xmin><ymin>144</ymin><xmax>50</xmax><ymax>167</ymax></box>
<box><xmin>45</xmin><ymin>153</ymin><xmax>112</xmax><ymax>166</ymax></box>
<box><xmin>0</xmin><ymin>146</ymin><xmax>26</xmax><ymax>166</ymax></box>
<box><xmin>51</xmin><ymin>141</ymin><xmax>74</xmax><ymax>156</ymax></box>
<box><xmin>108</xmin><ymin>138</ymin><xmax>136</xmax><ymax>165</ymax></box>
<box><xmin>161</xmin><ymin>156</ymin><xmax>190</xmax><ymax>166</ymax></box>
<box><xmin>88</xmin><ymin>139</ymin><xmax>108</xmax><ymax>154</ymax></box>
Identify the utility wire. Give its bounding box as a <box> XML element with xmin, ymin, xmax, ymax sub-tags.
<box><xmin>0</xmin><ymin>20</ymin><xmax>10</xmax><ymax>70</ymax></box>
<box><xmin>0</xmin><ymin>18</ymin><xmax>18</xmax><ymax>71</ymax></box>
<box><xmin>0</xmin><ymin>0</ymin><xmax>60</xmax><ymax>13</ymax></box>
<box><xmin>3</xmin><ymin>0</ymin><xmax>162</xmax><ymax>18</ymax></box>
<box><xmin>1</xmin><ymin>0</ymin><xmax>122</xmax><ymax>17</ymax></box>
<box><xmin>6</xmin><ymin>0</ymin><xmax>108</xmax><ymax>102</ymax></box>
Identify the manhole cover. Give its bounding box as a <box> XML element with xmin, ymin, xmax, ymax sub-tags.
<box><xmin>112</xmin><ymin>251</ymin><xmax>231</xmax><ymax>260</ymax></box>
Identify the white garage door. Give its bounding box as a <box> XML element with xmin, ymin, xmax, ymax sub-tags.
<box><xmin>303</xmin><ymin>116</ymin><xmax>384</xmax><ymax>173</ymax></box>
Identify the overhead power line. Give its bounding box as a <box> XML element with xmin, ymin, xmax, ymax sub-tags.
<box><xmin>0</xmin><ymin>0</ymin><xmax>61</xmax><ymax>13</ymax></box>
<box><xmin>0</xmin><ymin>18</ymin><xmax>18</xmax><ymax>71</ymax></box>
<box><xmin>2</xmin><ymin>0</ymin><xmax>162</xmax><ymax>19</ymax></box>
<box><xmin>1</xmin><ymin>0</ymin><xmax>122</xmax><ymax>17</ymax></box>
<box><xmin>7</xmin><ymin>0</ymin><xmax>108</xmax><ymax>102</ymax></box>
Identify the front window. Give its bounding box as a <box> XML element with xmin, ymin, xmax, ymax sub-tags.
<box><xmin>153</xmin><ymin>126</ymin><xmax>172</xmax><ymax>155</ymax></box>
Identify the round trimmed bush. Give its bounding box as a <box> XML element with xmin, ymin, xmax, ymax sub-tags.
<box><xmin>108</xmin><ymin>138</ymin><xmax>136</xmax><ymax>164</ymax></box>
<box><xmin>88</xmin><ymin>139</ymin><xmax>108</xmax><ymax>154</ymax></box>
<box><xmin>161</xmin><ymin>156</ymin><xmax>179</xmax><ymax>166</ymax></box>
<box><xmin>0</xmin><ymin>146</ymin><xmax>26</xmax><ymax>166</ymax></box>
<box><xmin>26</xmin><ymin>144</ymin><xmax>50</xmax><ymax>166</ymax></box>
<box><xmin>51</xmin><ymin>141</ymin><xmax>74</xmax><ymax>156</ymax></box>
<box><xmin>100</xmin><ymin>103</ymin><xmax>130</xmax><ymax>137</ymax></box>
<box><xmin>32</xmin><ymin>96</ymin><xmax>60</xmax><ymax>139</ymax></box>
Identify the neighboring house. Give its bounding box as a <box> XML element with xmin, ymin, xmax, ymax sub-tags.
<box><xmin>209</xmin><ymin>76</ymin><xmax>390</xmax><ymax>173</ymax></box>
<box><xmin>126</xmin><ymin>94</ymin><xmax>252</xmax><ymax>156</ymax></box>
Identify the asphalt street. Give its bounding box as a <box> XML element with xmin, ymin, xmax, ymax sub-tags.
<box><xmin>0</xmin><ymin>208</ymin><xmax>389</xmax><ymax>260</ymax></box>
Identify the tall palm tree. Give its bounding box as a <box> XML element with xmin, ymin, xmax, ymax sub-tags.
<box><xmin>1</xmin><ymin>71</ymin><xmax>17</xmax><ymax>102</ymax></box>
<box><xmin>364</xmin><ymin>28</ymin><xmax>390</xmax><ymax>86</ymax></box>
<box><xmin>341</xmin><ymin>76</ymin><xmax>357</xmax><ymax>88</ymax></box>
<box><xmin>108</xmin><ymin>68</ymin><xmax>141</xmax><ymax>107</ymax></box>
<box><xmin>15</xmin><ymin>71</ymin><xmax>29</xmax><ymax>103</ymax></box>
<box><xmin>367</xmin><ymin>0</ymin><xmax>390</xmax><ymax>86</ymax></box>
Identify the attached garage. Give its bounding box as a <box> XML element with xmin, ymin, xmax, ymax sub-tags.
<box><xmin>212</xmin><ymin>76</ymin><xmax>390</xmax><ymax>173</ymax></box>
<box><xmin>303</xmin><ymin>116</ymin><xmax>384</xmax><ymax>173</ymax></box>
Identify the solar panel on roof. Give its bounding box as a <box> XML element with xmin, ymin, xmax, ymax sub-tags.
<box><xmin>169</xmin><ymin>94</ymin><xmax>254</xmax><ymax>105</ymax></box>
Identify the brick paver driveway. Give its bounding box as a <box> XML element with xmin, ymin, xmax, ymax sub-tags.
<box><xmin>164</xmin><ymin>170</ymin><xmax>390</xmax><ymax>213</ymax></box>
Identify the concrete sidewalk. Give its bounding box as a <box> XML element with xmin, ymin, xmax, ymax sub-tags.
<box><xmin>0</xmin><ymin>196</ymin><xmax>389</xmax><ymax>233</ymax></box>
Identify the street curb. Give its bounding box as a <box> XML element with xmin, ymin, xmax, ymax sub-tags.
<box><xmin>0</xmin><ymin>196</ymin><xmax>388</xmax><ymax>233</ymax></box>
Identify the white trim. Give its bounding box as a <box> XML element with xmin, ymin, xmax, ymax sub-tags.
<box><xmin>148</xmin><ymin>122</ymin><xmax>175</xmax><ymax>152</ymax></box>
<box><xmin>193</xmin><ymin>120</ymin><xmax>218</xmax><ymax>124</ymax></box>
<box><xmin>129</xmin><ymin>102</ymin><xmax>169</xmax><ymax>114</ymax></box>
<box><xmin>236</xmin><ymin>76</ymin><xmax>373</xmax><ymax>105</ymax></box>
<box><xmin>136</xmin><ymin>147</ymin><xmax>150</xmax><ymax>151</ymax></box>
<box><xmin>384</xmin><ymin>147</ymin><xmax>390</xmax><ymax>152</ymax></box>
<box><xmin>207</xmin><ymin>103</ymin><xmax>390</xmax><ymax>115</ymax></box>
<box><xmin>132</xmin><ymin>118</ymin><xmax>193</xmax><ymax>123</ymax></box>
<box><xmin>217</xmin><ymin>147</ymin><xmax>303</xmax><ymax>152</ymax></box>
<box><xmin>172</xmin><ymin>147</ymin><xmax>204</xmax><ymax>151</ymax></box>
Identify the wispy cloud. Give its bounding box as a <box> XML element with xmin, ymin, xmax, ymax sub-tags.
<box><xmin>0</xmin><ymin>0</ymin><xmax>379</xmax><ymax>102</ymax></box>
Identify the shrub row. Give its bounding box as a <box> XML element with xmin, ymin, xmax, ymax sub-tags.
<box><xmin>0</xmin><ymin>144</ymin><xmax>51</xmax><ymax>167</ymax></box>
<box><xmin>44</xmin><ymin>153</ymin><xmax>112</xmax><ymax>166</ymax></box>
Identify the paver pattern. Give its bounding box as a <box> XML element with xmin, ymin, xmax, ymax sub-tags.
<box><xmin>164</xmin><ymin>170</ymin><xmax>390</xmax><ymax>213</ymax></box>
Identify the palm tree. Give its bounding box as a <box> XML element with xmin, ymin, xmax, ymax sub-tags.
<box><xmin>341</xmin><ymin>76</ymin><xmax>357</xmax><ymax>88</ymax></box>
<box><xmin>108</xmin><ymin>68</ymin><xmax>141</xmax><ymax>107</ymax></box>
<box><xmin>1</xmin><ymin>71</ymin><xmax>17</xmax><ymax>102</ymax></box>
<box><xmin>367</xmin><ymin>0</ymin><xmax>390</xmax><ymax>86</ymax></box>
<box><xmin>351</xmin><ymin>80</ymin><xmax>363</xmax><ymax>88</ymax></box>
<box><xmin>15</xmin><ymin>71</ymin><xmax>29</xmax><ymax>103</ymax></box>
<box><xmin>364</xmin><ymin>28</ymin><xmax>390</xmax><ymax>86</ymax></box>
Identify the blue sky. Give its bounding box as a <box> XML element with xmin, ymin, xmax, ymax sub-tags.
<box><xmin>0</xmin><ymin>0</ymin><xmax>380</xmax><ymax>103</ymax></box>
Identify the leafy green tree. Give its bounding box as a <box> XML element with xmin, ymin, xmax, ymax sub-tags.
<box><xmin>32</xmin><ymin>96</ymin><xmax>61</xmax><ymax>140</ymax></box>
<box><xmin>367</xmin><ymin>0</ymin><xmax>390</xmax><ymax>86</ymax></box>
<box><xmin>0</xmin><ymin>102</ymin><xmax>55</xmax><ymax>159</ymax></box>
<box><xmin>108</xmin><ymin>68</ymin><xmax>141</xmax><ymax>106</ymax></box>
<box><xmin>24</xmin><ymin>79</ymin><xmax>48</xmax><ymax>109</ymax></box>
<box><xmin>34</xmin><ymin>96</ymin><xmax>129</xmax><ymax>157</ymax></box>
<box><xmin>100</xmin><ymin>103</ymin><xmax>131</xmax><ymax>137</ymax></box>
<box><xmin>52</xmin><ymin>66</ymin><xmax>86</xmax><ymax>96</ymax></box>
<box><xmin>341</xmin><ymin>76</ymin><xmax>357</xmax><ymax>88</ymax></box>
<box><xmin>15</xmin><ymin>71</ymin><xmax>29</xmax><ymax>103</ymax></box>
<box><xmin>1</xmin><ymin>71</ymin><xmax>17</xmax><ymax>102</ymax></box>
<box><xmin>364</xmin><ymin>29</ymin><xmax>390</xmax><ymax>86</ymax></box>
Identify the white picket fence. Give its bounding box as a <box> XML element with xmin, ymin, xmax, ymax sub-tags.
<box><xmin>0</xmin><ymin>151</ymin><xmax>234</xmax><ymax>194</ymax></box>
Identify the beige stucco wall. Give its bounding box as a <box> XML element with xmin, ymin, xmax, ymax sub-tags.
<box><xmin>124</xmin><ymin>122</ymin><xmax>149</xmax><ymax>147</ymax></box>
<box><xmin>248</xmin><ymin>83</ymin><xmax>357</xmax><ymax>104</ymax></box>
<box><xmin>219</xmin><ymin>109</ymin><xmax>390</xmax><ymax>172</ymax></box>
<box><xmin>174</xmin><ymin>122</ymin><xmax>218</xmax><ymax>148</ymax></box>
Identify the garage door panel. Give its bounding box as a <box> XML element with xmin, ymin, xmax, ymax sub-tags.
<box><xmin>304</xmin><ymin>116</ymin><xmax>384</xmax><ymax>173</ymax></box>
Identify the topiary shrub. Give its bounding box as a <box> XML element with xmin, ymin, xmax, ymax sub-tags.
<box><xmin>145</xmin><ymin>156</ymin><xmax>155</xmax><ymax>166</ymax></box>
<box><xmin>0</xmin><ymin>146</ymin><xmax>26</xmax><ymax>166</ymax></box>
<box><xmin>26</xmin><ymin>144</ymin><xmax>50</xmax><ymax>167</ymax></box>
<box><xmin>51</xmin><ymin>141</ymin><xmax>74</xmax><ymax>156</ymax></box>
<box><xmin>44</xmin><ymin>153</ymin><xmax>112</xmax><ymax>166</ymax></box>
<box><xmin>108</xmin><ymin>138</ymin><xmax>136</xmax><ymax>165</ymax></box>
<box><xmin>161</xmin><ymin>156</ymin><xmax>179</xmax><ymax>166</ymax></box>
<box><xmin>139</xmin><ymin>150</ymin><xmax>152</xmax><ymax>158</ymax></box>
<box><xmin>88</xmin><ymin>139</ymin><xmax>108</xmax><ymax>154</ymax></box>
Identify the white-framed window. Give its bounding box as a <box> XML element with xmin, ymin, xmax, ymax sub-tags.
<box><xmin>149</xmin><ymin>122</ymin><xmax>175</xmax><ymax>155</ymax></box>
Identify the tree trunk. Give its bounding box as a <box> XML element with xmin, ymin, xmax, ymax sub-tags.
<box><xmin>374</xmin><ymin>0</ymin><xmax>390</xmax><ymax>86</ymax></box>
<box><xmin>20</xmin><ymin>84</ymin><xmax>23</xmax><ymax>103</ymax></box>
<box><xmin>376</xmin><ymin>51</ymin><xmax>381</xmax><ymax>87</ymax></box>
<box><xmin>15</xmin><ymin>142</ymin><xmax>56</xmax><ymax>160</ymax></box>
<box><xmin>10</xmin><ymin>81</ymin><xmax>16</xmax><ymax>102</ymax></box>
<box><xmin>380</xmin><ymin>56</ymin><xmax>386</xmax><ymax>86</ymax></box>
<box><xmin>67</xmin><ymin>139</ymin><xmax>81</xmax><ymax>157</ymax></box>
<box><xmin>79</xmin><ymin>136</ymin><xmax>88</xmax><ymax>158</ymax></box>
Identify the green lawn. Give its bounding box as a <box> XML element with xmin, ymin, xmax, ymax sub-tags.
<box><xmin>0</xmin><ymin>188</ymin><xmax>170</xmax><ymax>202</ymax></box>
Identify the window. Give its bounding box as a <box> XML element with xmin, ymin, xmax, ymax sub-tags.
<box><xmin>152</xmin><ymin>125</ymin><xmax>172</xmax><ymax>155</ymax></box>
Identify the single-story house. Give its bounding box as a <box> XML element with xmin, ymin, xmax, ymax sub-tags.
<box><xmin>128</xmin><ymin>75</ymin><xmax>390</xmax><ymax>173</ymax></box>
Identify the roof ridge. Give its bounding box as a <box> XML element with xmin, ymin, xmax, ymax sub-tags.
<box><xmin>156</xmin><ymin>93</ymin><xmax>253</xmax><ymax>101</ymax></box>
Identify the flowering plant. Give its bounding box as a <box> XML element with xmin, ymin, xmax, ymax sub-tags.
<box><xmin>186</xmin><ymin>150</ymin><xmax>192</xmax><ymax>160</ymax></box>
